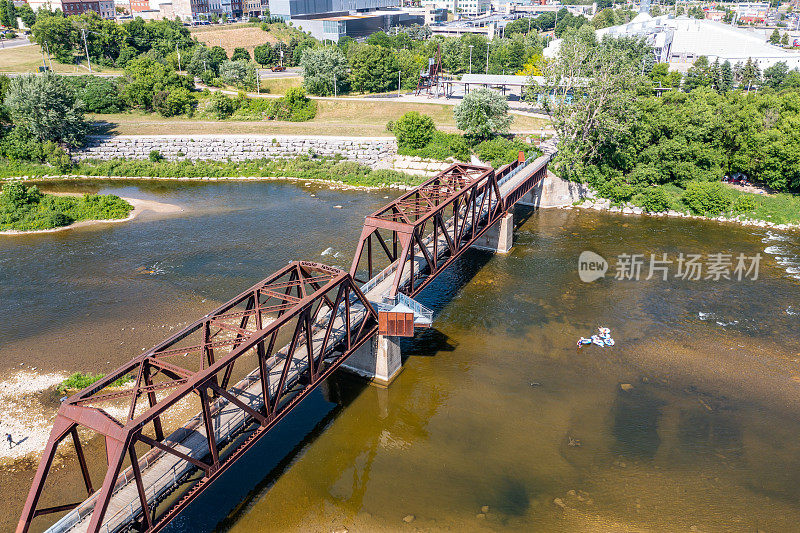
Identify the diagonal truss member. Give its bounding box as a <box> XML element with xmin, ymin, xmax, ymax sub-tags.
<box><xmin>17</xmin><ymin>261</ymin><xmax>378</xmax><ymax>533</ymax></box>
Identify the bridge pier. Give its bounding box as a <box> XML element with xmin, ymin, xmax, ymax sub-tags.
<box><xmin>341</xmin><ymin>333</ymin><xmax>403</xmax><ymax>386</ymax></box>
<box><xmin>472</xmin><ymin>211</ymin><xmax>514</xmax><ymax>254</ymax></box>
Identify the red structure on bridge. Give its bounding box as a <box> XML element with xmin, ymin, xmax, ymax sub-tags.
<box><xmin>17</xmin><ymin>153</ymin><xmax>550</xmax><ymax>533</ymax></box>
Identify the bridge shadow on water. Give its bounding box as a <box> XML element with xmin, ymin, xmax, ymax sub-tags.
<box><xmin>164</xmin><ymin>204</ymin><xmax>542</xmax><ymax>532</ymax></box>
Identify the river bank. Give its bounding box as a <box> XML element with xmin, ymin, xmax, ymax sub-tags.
<box><xmin>570</xmin><ymin>196</ymin><xmax>800</xmax><ymax>231</ymax></box>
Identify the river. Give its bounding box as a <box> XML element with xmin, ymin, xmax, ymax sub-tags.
<box><xmin>2</xmin><ymin>180</ymin><xmax>800</xmax><ymax>532</ymax></box>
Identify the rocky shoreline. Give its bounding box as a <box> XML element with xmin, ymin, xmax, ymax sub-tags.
<box><xmin>571</xmin><ymin>195</ymin><xmax>800</xmax><ymax>231</ymax></box>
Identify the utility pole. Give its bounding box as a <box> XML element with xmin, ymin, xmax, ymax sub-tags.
<box><xmin>176</xmin><ymin>43</ymin><xmax>182</xmax><ymax>72</ymax></box>
<box><xmin>41</xmin><ymin>43</ymin><xmax>47</xmax><ymax>70</ymax></box>
<box><xmin>203</xmin><ymin>60</ymin><xmax>207</xmax><ymax>73</ymax></box>
<box><xmin>468</xmin><ymin>44</ymin><xmax>473</xmax><ymax>74</ymax></box>
<box><xmin>485</xmin><ymin>44</ymin><xmax>489</xmax><ymax>74</ymax></box>
<box><xmin>45</xmin><ymin>41</ymin><xmax>52</xmax><ymax>71</ymax></box>
<box><xmin>256</xmin><ymin>68</ymin><xmax>260</xmax><ymax>93</ymax></box>
<box><xmin>333</xmin><ymin>73</ymin><xmax>337</xmax><ymax>97</ymax></box>
<box><xmin>398</xmin><ymin>70</ymin><xmax>401</xmax><ymax>97</ymax></box>
<box><xmin>81</xmin><ymin>29</ymin><xmax>92</xmax><ymax>73</ymax></box>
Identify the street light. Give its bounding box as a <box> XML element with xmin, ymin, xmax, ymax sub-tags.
<box><xmin>485</xmin><ymin>44</ymin><xmax>489</xmax><ymax>74</ymax></box>
<box><xmin>468</xmin><ymin>44</ymin><xmax>474</xmax><ymax>74</ymax></box>
<box><xmin>398</xmin><ymin>70</ymin><xmax>401</xmax><ymax>98</ymax></box>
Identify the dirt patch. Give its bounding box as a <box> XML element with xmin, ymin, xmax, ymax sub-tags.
<box><xmin>724</xmin><ymin>182</ymin><xmax>775</xmax><ymax>196</ymax></box>
<box><xmin>191</xmin><ymin>26</ymin><xmax>277</xmax><ymax>56</ymax></box>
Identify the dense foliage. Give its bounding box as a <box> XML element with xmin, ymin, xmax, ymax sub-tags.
<box><xmin>4</xmin><ymin>73</ymin><xmax>87</xmax><ymax>146</ymax></box>
<box><xmin>453</xmin><ymin>88</ymin><xmax>513</xmax><ymax>139</ymax></box>
<box><xmin>540</xmin><ymin>24</ymin><xmax>800</xmax><ymax>210</ymax></box>
<box><xmin>0</xmin><ymin>181</ymin><xmax>132</xmax><ymax>231</ymax></box>
<box><xmin>0</xmin><ymin>157</ymin><xmax>423</xmax><ymax>188</ymax></box>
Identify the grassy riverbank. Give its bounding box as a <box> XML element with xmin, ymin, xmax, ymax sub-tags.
<box><xmin>1</xmin><ymin>157</ymin><xmax>425</xmax><ymax>188</ymax></box>
<box><xmin>582</xmin><ymin>182</ymin><xmax>800</xmax><ymax>226</ymax></box>
<box><xmin>0</xmin><ymin>182</ymin><xmax>133</xmax><ymax>232</ymax></box>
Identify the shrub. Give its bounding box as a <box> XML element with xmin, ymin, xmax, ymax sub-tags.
<box><xmin>157</xmin><ymin>88</ymin><xmax>197</xmax><ymax>117</ymax></box>
<box><xmin>219</xmin><ymin>60</ymin><xmax>256</xmax><ymax>90</ymax></box>
<box><xmin>42</xmin><ymin>141</ymin><xmax>72</xmax><ymax>172</ymax></box>
<box><xmin>393</xmin><ymin>111</ymin><xmax>435</xmax><ymax>150</ymax></box>
<box><xmin>398</xmin><ymin>131</ymin><xmax>470</xmax><ymax>161</ymax></box>
<box><xmin>0</xmin><ymin>126</ymin><xmax>44</xmax><ymax>161</ymax></box>
<box><xmin>474</xmin><ymin>137</ymin><xmax>536</xmax><ymax>167</ymax></box>
<box><xmin>682</xmin><ymin>181</ymin><xmax>731</xmax><ymax>215</ymax></box>
<box><xmin>731</xmin><ymin>194</ymin><xmax>758</xmax><ymax>213</ymax></box>
<box><xmin>231</xmin><ymin>47</ymin><xmax>251</xmax><ymax>62</ymax></box>
<box><xmin>57</xmin><ymin>372</ymin><xmax>133</xmax><ymax>393</ymax></box>
<box><xmin>208</xmin><ymin>91</ymin><xmax>235</xmax><ymax>119</ymax></box>
<box><xmin>149</xmin><ymin>150</ymin><xmax>163</xmax><ymax>162</ymax></box>
<box><xmin>4</xmin><ymin>73</ymin><xmax>87</xmax><ymax>146</ymax></box>
<box><xmin>63</xmin><ymin>76</ymin><xmax>123</xmax><ymax>113</ymax></box>
<box><xmin>638</xmin><ymin>186</ymin><xmax>672</xmax><ymax>212</ymax></box>
<box><xmin>453</xmin><ymin>88</ymin><xmax>512</xmax><ymax>139</ymax></box>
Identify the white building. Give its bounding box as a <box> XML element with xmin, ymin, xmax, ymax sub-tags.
<box><xmin>545</xmin><ymin>13</ymin><xmax>800</xmax><ymax>72</ymax></box>
<box><xmin>422</xmin><ymin>0</ymin><xmax>488</xmax><ymax>16</ymax></box>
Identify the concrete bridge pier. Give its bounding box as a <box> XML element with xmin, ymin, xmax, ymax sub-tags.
<box><xmin>472</xmin><ymin>211</ymin><xmax>514</xmax><ymax>254</ymax></box>
<box><xmin>341</xmin><ymin>333</ymin><xmax>403</xmax><ymax>386</ymax></box>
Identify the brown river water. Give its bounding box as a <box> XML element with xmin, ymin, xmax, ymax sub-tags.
<box><xmin>2</xmin><ymin>180</ymin><xmax>800</xmax><ymax>532</ymax></box>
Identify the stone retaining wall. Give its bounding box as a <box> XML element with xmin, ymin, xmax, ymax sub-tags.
<box><xmin>72</xmin><ymin>135</ymin><xmax>398</xmax><ymax>166</ymax></box>
<box><xmin>391</xmin><ymin>155</ymin><xmax>454</xmax><ymax>176</ymax></box>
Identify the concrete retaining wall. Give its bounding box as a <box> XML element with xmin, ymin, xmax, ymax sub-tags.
<box><xmin>72</xmin><ymin>135</ymin><xmax>398</xmax><ymax>166</ymax></box>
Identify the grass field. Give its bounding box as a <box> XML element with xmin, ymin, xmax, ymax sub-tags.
<box><xmin>258</xmin><ymin>76</ymin><xmax>303</xmax><ymax>94</ymax></box>
<box><xmin>190</xmin><ymin>24</ymin><xmax>277</xmax><ymax>56</ymax></box>
<box><xmin>0</xmin><ymin>44</ymin><xmax>122</xmax><ymax>74</ymax></box>
<box><xmin>89</xmin><ymin>100</ymin><xmax>550</xmax><ymax>137</ymax></box>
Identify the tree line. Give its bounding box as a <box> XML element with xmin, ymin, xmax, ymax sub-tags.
<box><xmin>539</xmin><ymin>24</ymin><xmax>800</xmax><ymax>204</ymax></box>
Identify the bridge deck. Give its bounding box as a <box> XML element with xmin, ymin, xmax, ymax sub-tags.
<box><xmin>48</xmin><ymin>154</ymin><xmax>547</xmax><ymax>533</ymax></box>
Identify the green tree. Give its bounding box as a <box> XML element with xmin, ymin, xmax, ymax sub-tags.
<box><xmin>453</xmin><ymin>88</ymin><xmax>512</xmax><ymax>139</ymax></box>
<box><xmin>219</xmin><ymin>60</ymin><xmax>256</xmax><ymax>90</ymax></box>
<box><xmin>16</xmin><ymin>2</ymin><xmax>35</xmax><ymax>28</ymax></box>
<box><xmin>764</xmin><ymin>61</ymin><xmax>789</xmax><ymax>88</ymax></box>
<box><xmin>781</xmin><ymin>32</ymin><xmax>789</xmax><ymax>46</ymax></box>
<box><xmin>393</xmin><ymin>111</ymin><xmax>435</xmax><ymax>149</ymax></box>
<box><xmin>684</xmin><ymin>56</ymin><xmax>712</xmax><ymax>91</ymax></box>
<box><xmin>348</xmin><ymin>45</ymin><xmax>398</xmax><ymax>94</ymax></box>
<box><xmin>208</xmin><ymin>91</ymin><xmax>235</xmax><ymax>119</ymax></box>
<box><xmin>254</xmin><ymin>43</ymin><xmax>276</xmax><ymax>67</ymax></box>
<box><xmin>122</xmin><ymin>56</ymin><xmax>192</xmax><ymax>109</ymax></box>
<box><xmin>769</xmin><ymin>28</ymin><xmax>781</xmax><ymax>44</ymax></box>
<box><xmin>739</xmin><ymin>57</ymin><xmax>761</xmax><ymax>88</ymax></box>
<box><xmin>719</xmin><ymin>60</ymin><xmax>734</xmax><ymax>93</ymax></box>
<box><xmin>300</xmin><ymin>46</ymin><xmax>348</xmax><ymax>96</ymax></box>
<box><xmin>31</xmin><ymin>13</ymin><xmax>76</xmax><ymax>63</ymax></box>
<box><xmin>534</xmin><ymin>25</ymin><xmax>644</xmax><ymax>179</ymax></box>
<box><xmin>4</xmin><ymin>73</ymin><xmax>87</xmax><ymax>146</ymax></box>
<box><xmin>231</xmin><ymin>47</ymin><xmax>251</xmax><ymax>61</ymax></box>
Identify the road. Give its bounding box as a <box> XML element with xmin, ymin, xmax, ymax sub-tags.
<box><xmin>0</xmin><ymin>36</ymin><xmax>32</xmax><ymax>49</ymax></box>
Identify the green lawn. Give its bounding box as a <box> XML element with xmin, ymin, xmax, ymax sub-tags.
<box><xmin>0</xmin><ymin>44</ymin><xmax>122</xmax><ymax>75</ymax></box>
<box><xmin>88</xmin><ymin>99</ymin><xmax>549</xmax><ymax>137</ymax></box>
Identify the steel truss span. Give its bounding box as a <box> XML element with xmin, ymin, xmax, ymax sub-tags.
<box><xmin>350</xmin><ymin>157</ymin><xmax>534</xmax><ymax>299</ymax></box>
<box><xmin>18</xmin><ymin>151</ymin><xmax>550</xmax><ymax>533</ymax></box>
<box><xmin>17</xmin><ymin>262</ymin><xmax>377</xmax><ymax>533</ymax></box>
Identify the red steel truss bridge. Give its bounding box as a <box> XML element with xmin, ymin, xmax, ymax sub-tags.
<box><xmin>17</xmin><ymin>151</ymin><xmax>551</xmax><ymax>533</ymax></box>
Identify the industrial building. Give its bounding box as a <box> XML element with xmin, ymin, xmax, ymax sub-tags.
<box><xmin>545</xmin><ymin>13</ymin><xmax>800</xmax><ymax>72</ymax></box>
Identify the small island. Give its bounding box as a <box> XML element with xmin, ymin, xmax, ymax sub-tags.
<box><xmin>0</xmin><ymin>181</ymin><xmax>133</xmax><ymax>233</ymax></box>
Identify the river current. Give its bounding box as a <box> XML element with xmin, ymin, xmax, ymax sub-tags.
<box><xmin>2</xmin><ymin>180</ymin><xmax>800</xmax><ymax>532</ymax></box>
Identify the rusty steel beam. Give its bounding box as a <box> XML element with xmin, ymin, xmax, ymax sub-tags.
<box><xmin>350</xmin><ymin>160</ymin><xmax>518</xmax><ymax>298</ymax></box>
<box><xmin>17</xmin><ymin>261</ymin><xmax>378</xmax><ymax>533</ymax></box>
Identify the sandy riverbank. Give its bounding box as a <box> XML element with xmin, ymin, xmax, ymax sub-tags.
<box><xmin>0</xmin><ymin>196</ymin><xmax>183</xmax><ymax>236</ymax></box>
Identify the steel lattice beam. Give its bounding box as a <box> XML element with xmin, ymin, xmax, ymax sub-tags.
<box><xmin>17</xmin><ymin>262</ymin><xmax>378</xmax><ymax>533</ymax></box>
